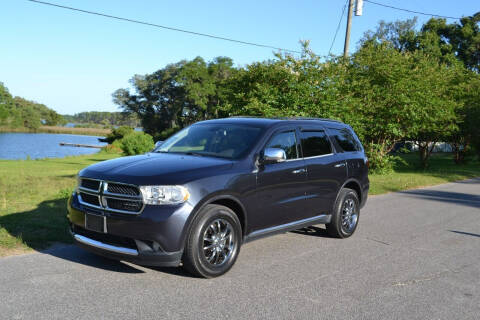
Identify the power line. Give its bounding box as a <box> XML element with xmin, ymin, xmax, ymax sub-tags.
<box><xmin>329</xmin><ymin>0</ymin><xmax>348</xmax><ymax>55</ymax></box>
<box><xmin>364</xmin><ymin>0</ymin><xmax>462</xmax><ymax>20</ymax></box>
<box><xmin>26</xmin><ymin>0</ymin><xmax>302</xmax><ymax>54</ymax></box>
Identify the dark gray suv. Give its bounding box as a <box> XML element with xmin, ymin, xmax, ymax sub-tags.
<box><xmin>68</xmin><ymin>117</ymin><xmax>369</xmax><ymax>277</ymax></box>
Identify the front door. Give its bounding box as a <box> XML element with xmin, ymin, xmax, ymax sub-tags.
<box><xmin>253</xmin><ymin>129</ymin><xmax>308</xmax><ymax>230</ymax></box>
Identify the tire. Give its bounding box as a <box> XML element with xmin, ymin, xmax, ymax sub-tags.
<box><xmin>182</xmin><ymin>204</ymin><xmax>242</xmax><ymax>278</ymax></box>
<box><xmin>326</xmin><ymin>188</ymin><xmax>360</xmax><ymax>238</ymax></box>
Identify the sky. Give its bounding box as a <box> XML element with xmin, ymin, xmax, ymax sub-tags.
<box><xmin>1</xmin><ymin>0</ymin><xmax>478</xmax><ymax>115</ymax></box>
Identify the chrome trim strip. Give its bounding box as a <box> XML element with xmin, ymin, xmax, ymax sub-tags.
<box><xmin>103</xmin><ymin>195</ymin><xmax>142</xmax><ymax>202</ymax></box>
<box><xmin>284</xmin><ymin>158</ymin><xmax>304</xmax><ymax>163</ymax></box>
<box><xmin>102</xmin><ymin>192</ymin><xmax>142</xmax><ymax>200</ymax></box>
<box><xmin>78</xmin><ymin>189</ymin><xmax>101</xmax><ymax>197</ymax></box>
<box><xmin>302</xmin><ymin>153</ymin><xmax>334</xmax><ymax>160</ymax></box>
<box><xmin>74</xmin><ymin>234</ymin><xmax>138</xmax><ymax>256</ymax></box>
<box><xmin>276</xmin><ymin>153</ymin><xmax>334</xmax><ymax>162</ymax></box>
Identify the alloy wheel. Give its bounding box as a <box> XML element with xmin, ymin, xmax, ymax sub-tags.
<box><xmin>202</xmin><ymin>218</ymin><xmax>235</xmax><ymax>266</ymax></box>
<box><xmin>341</xmin><ymin>198</ymin><xmax>358</xmax><ymax>233</ymax></box>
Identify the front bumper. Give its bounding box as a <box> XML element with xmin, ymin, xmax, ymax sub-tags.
<box><xmin>68</xmin><ymin>192</ymin><xmax>192</xmax><ymax>267</ymax></box>
<box><xmin>72</xmin><ymin>230</ymin><xmax>182</xmax><ymax>267</ymax></box>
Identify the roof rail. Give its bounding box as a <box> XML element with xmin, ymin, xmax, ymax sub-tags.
<box><xmin>228</xmin><ymin>116</ymin><xmax>343</xmax><ymax>123</ymax></box>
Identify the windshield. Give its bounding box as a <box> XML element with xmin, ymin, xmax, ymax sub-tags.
<box><xmin>155</xmin><ymin>124</ymin><xmax>263</xmax><ymax>159</ymax></box>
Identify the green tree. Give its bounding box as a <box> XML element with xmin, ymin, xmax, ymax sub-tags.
<box><xmin>449</xmin><ymin>71</ymin><xmax>480</xmax><ymax>162</ymax></box>
<box><xmin>113</xmin><ymin>56</ymin><xmax>236</xmax><ymax>139</ymax></box>
<box><xmin>422</xmin><ymin>13</ymin><xmax>480</xmax><ymax>71</ymax></box>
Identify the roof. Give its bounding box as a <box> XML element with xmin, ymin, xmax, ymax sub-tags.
<box><xmin>198</xmin><ymin>116</ymin><xmax>343</xmax><ymax>128</ymax></box>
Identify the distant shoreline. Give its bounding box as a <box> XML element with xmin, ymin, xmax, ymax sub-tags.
<box><xmin>0</xmin><ymin>125</ymin><xmax>111</xmax><ymax>137</ymax></box>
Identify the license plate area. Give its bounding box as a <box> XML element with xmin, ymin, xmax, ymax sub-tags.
<box><xmin>85</xmin><ymin>213</ymin><xmax>106</xmax><ymax>233</ymax></box>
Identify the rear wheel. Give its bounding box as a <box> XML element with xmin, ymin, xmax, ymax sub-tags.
<box><xmin>182</xmin><ymin>204</ymin><xmax>242</xmax><ymax>278</ymax></box>
<box><xmin>326</xmin><ymin>188</ymin><xmax>360</xmax><ymax>238</ymax></box>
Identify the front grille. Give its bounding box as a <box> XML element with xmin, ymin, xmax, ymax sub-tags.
<box><xmin>77</xmin><ymin>178</ymin><xmax>144</xmax><ymax>214</ymax></box>
<box><xmin>79</xmin><ymin>192</ymin><xmax>100</xmax><ymax>206</ymax></box>
<box><xmin>73</xmin><ymin>225</ymin><xmax>137</xmax><ymax>250</ymax></box>
<box><xmin>106</xmin><ymin>198</ymin><xmax>143</xmax><ymax>212</ymax></box>
<box><xmin>107</xmin><ymin>183</ymin><xmax>140</xmax><ymax>196</ymax></box>
<box><xmin>81</xmin><ymin>179</ymin><xmax>100</xmax><ymax>191</ymax></box>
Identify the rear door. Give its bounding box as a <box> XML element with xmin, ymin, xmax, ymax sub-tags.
<box><xmin>300</xmin><ymin>127</ymin><xmax>347</xmax><ymax>217</ymax></box>
<box><xmin>326</xmin><ymin>126</ymin><xmax>367</xmax><ymax>183</ymax></box>
<box><xmin>253</xmin><ymin>128</ymin><xmax>308</xmax><ymax>229</ymax></box>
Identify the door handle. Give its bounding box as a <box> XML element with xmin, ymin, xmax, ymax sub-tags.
<box><xmin>334</xmin><ymin>163</ymin><xmax>346</xmax><ymax>168</ymax></box>
<box><xmin>292</xmin><ymin>168</ymin><xmax>306</xmax><ymax>174</ymax></box>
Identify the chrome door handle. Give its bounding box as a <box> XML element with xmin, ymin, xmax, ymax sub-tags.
<box><xmin>334</xmin><ymin>163</ymin><xmax>346</xmax><ymax>168</ymax></box>
<box><xmin>292</xmin><ymin>168</ymin><xmax>306</xmax><ymax>174</ymax></box>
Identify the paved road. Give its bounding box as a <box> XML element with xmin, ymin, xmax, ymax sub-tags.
<box><xmin>1</xmin><ymin>179</ymin><xmax>479</xmax><ymax>320</ymax></box>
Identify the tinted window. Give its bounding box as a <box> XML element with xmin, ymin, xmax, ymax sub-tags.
<box><xmin>301</xmin><ymin>131</ymin><xmax>332</xmax><ymax>157</ymax></box>
<box><xmin>265</xmin><ymin>131</ymin><xmax>298</xmax><ymax>160</ymax></box>
<box><xmin>329</xmin><ymin>127</ymin><xmax>361</xmax><ymax>152</ymax></box>
<box><xmin>157</xmin><ymin>124</ymin><xmax>262</xmax><ymax>159</ymax></box>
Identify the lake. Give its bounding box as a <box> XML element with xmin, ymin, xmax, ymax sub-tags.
<box><xmin>0</xmin><ymin>133</ymin><xmax>107</xmax><ymax>160</ymax></box>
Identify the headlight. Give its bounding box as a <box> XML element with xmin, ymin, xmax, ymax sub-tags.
<box><xmin>139</xmin><ymin>185</ymin><xmax>190</xmax><ymax>205</ymax></box>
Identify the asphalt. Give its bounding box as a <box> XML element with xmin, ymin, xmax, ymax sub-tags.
<box><xmin>0</xmin><ymin>178</ymin><xmax>479</xmax><ymax>320</ymax></box>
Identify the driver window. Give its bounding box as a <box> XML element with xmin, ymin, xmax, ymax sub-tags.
<box><xmin>265</xmin><ymin>131</ymin><xmax>298</xmax><ymax>160</ymax></box>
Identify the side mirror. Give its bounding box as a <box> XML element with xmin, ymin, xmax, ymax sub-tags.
<box><xmin>262</xmin><ymin>148</ymin><xmax>287</xmax><ymax>164</ymax></box>
<box><xmin>154</xmin><ymin>141</ymin><xmax>164</xmax><ymax>148</ymax></box>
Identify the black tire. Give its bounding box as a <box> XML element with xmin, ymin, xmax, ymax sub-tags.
<box><xmin>326</xmin><ymin>188</ymin><xmax>360</xmax><ymax>238</ymax></box>
<box><xmin>182</xmin><ymin>204</ymin><xmax>242</xmax><ymax>278</ymax></box>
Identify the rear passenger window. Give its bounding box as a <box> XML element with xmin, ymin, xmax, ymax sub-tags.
<box><xmin>265</xmin><ymin>131</ymin><xmax>298</xmax><ymax>159</ymax></box>
<box><xmin>329</xmin><ymin>128</ymin><xmax>362</xmax><ymax>152</ymax></box>
<box><xmin>300</xmin><ymin>131</ymin><xmax>332</xmax><ymax>157</ymax></box>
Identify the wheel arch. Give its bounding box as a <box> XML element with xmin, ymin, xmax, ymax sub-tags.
<box><xmin>180</xmin><ymin>194</ymin><xmax>248</xmax><ymax>250</ymax></box>
<box><xmin>332</xmin><ymin>178</ymin><xmax>363</xmax><ymax>212</ymax></box>
<box><xmin>342</xmin><ymin>179</ymin><xmax>362</xmax><ymax>202</ymax></box>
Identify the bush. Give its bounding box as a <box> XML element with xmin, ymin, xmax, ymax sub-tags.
<box><xmin>118</xmin><ymin>132</ymin><xmax>154</xmax><ymax>155</ymax></box>
<box><xmin>364</xmin><ymin>143</ymin><xmax>395</xmax><ymax>174</ymax></box>
<box><xmin>101</xmin><ymin>144</ymin><xmax>123</xmax><ymax>154</ymax></box>
<box><xmin>105</xmin><ymin>126</ymin><xmax>134</xmax><ymax>144</ymax></box>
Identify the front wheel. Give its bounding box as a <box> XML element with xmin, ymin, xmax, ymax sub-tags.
<box><xmin>182</xmin><ymin>204</ymin><xmax>242</xmax><ymax>278</ymax></box>
<box><xmin>326</xmin><ymin>188</ymin><xmax>360</xmax><ymax>238</ymax></box>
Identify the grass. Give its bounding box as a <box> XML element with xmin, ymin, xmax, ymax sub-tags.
<box><xmin>0</xmin><ymin>125</ymin><xmax>111</xmax><ymax>136</ymax></box>
<box><xmin>369</xmin><ymin>153</ymin><xmax>480</xmax><ymax>194</ymax></box>
<box><xmin>0</xmin><ymin>152</ymin><xmax>119</xmax><ymax>256</ymax></box>
<box><xmin>0</xmin><ymin>151</ymin><xmax>478</xmax><ymax>257</ymax></box>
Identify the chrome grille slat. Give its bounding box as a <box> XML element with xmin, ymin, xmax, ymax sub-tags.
<box><xmin>78</xmin><ymin>178</ymin><xmax>144</xmax><ymax>214</ymax></box>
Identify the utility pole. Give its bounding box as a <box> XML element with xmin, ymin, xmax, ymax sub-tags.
<box><xmin>343</xmin><ymin>0</ymin><xmax>355</xmax><ymax>58</ymax></box>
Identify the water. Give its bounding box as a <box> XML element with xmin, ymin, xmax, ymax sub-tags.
<box><xmin>0</xmin><ymin>133</ymin><xmax>108</xmax><ymax>160</ymax></box>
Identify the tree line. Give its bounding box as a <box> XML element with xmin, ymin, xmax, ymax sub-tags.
<box><xmin>0</xmin><ymin>83</ymin><xmax>142</xmax><ymax>131</ymax></box>
<box><xmin>113</xmin><ymin>14</ymin><xmax>480</xmax><ymax>171</ymax></box>
<box><xmin>0</xmin><ymin>83</ymin><xmax>64</xmax><ymax>129</ymax></box>
<box><xmin>63</xmin><ymin>111</ymin><xmax>141</xmax><ymax>128</ymax></box>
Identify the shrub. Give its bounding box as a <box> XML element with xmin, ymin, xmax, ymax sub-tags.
<box><xmin>101</xmin><ymin>143</ymin><xmax>123</xmax><ymax>154</ymax></box>
<box><xmin>118</xmin><ymin>132</ymin><xmax>154</xmax><ymax>155</ymax></box>
<box><xmin>364</xmin><ymin>143</ymin><xmax>395</xmax><ymax>174</ymax></box>
<box><xmin>105</xmin><ymin>126</ymin><xmax>134</xmax><ymax>144</ymax></box>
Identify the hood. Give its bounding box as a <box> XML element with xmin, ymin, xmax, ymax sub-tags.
<box><xmin>79</xmin><ymin>152</ymin><xmax>234</xmax><ymax>185</ymax></box>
